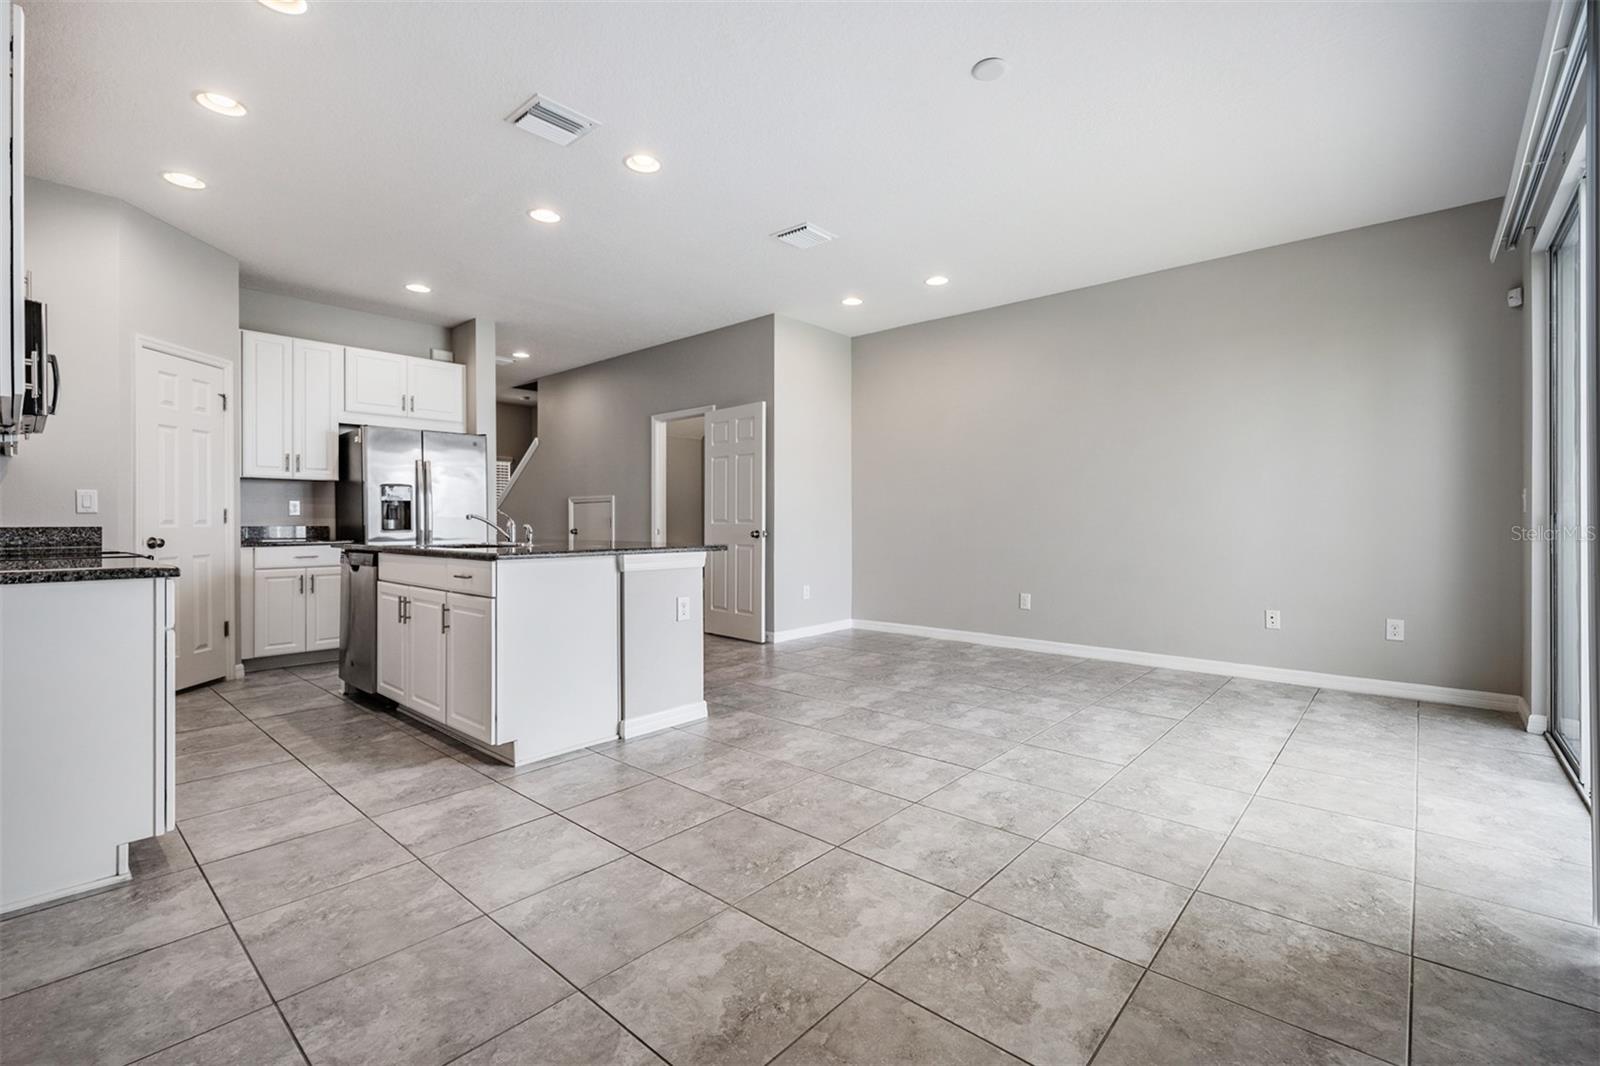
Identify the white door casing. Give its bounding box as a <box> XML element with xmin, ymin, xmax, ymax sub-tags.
<box><xmin>703</xmin><ymin>401</ymin><xmax>766</xmax><ymax>642</ymax></box>
<box><xmin>568</xmin><ymin>496</ymin><xmax>615</xmax><ymax>541</ymax></box>
<box><xmin>135</xmin><ymin>341</ymin><xmax>231</xmax><ymax>687</ymax></box>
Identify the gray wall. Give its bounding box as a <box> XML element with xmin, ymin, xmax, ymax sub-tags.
<box><xmin>665</xmin><ymin>434</ymin><xmax>704</xmax><ymax>543</ymax></box>
<box><xmin>0</xmin><ymin>180</ymin><xmax>240</xmax><ymax>548</ymax></box>
<box><xmin>773</xmin><ymin>316</ymin><xmax>853</xmax><ymax>632</ymax></box>
<box><xmin>240</xmin><ymin>480</ymin><xmax>335</xmax><ymax>527</ymax></box>
<box><xmin>852</xmin><ymin>199</ymin><xmax>1524</xmax><ymax>695</ymax></box>
<box><xmin>496</xmin><ymin>402</ymin><xmax>536</xmax><ymax>463</ymax></box>
<box><xmin>501</xmin><ymin>315</ymin><xmax>775</xmax><ymax>623</ymax></box>
<box><xmin>239</xmin><ymin>288</ymin><xmax>449</xmax><ymax>357</ymax></box>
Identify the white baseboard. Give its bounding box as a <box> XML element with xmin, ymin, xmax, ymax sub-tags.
<box><xmin>1515</xmin><ymin>696</ymin><xmax>1549</xmax><ymax>733</ymax></box>
<box><xmin>621</xmin><ymin>700</ymin><xmax>708</xmax><ymax>738</ymax></box>
<box><xmin>853</xmin><ymin>619</ymin><xmax>1522</xmax><ymax>713</ymax></box>
<box><xmin>767</xmin><ymin>619</ymin><xmax>855</xmax><ymax>644</ymax></box>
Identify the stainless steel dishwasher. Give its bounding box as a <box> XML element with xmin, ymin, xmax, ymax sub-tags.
<box><xmin>339</xmin><ymin>549</ymin><xmax>378</xmax><ymax>694</ymax></box>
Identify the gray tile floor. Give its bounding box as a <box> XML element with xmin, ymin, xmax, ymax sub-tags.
<box><xmin>2</xmin><ymin>631</ymin><xmax>1596</xmax><ymax>1065</ymax></box>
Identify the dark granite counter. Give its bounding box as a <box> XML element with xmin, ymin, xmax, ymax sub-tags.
<box><xmin>366</xmin><ymin>541</ymin><xmax>725</xmax><ymax>561</ymax></box>
<box><xmin>241</xmin><ymin>524</ymin><xmax>352</xmax><ymax>548</ymax></box>
<box><xmin>0</xmin><ymin>527</ymin><xmax>179</xmax><ymax>585</ymax></box>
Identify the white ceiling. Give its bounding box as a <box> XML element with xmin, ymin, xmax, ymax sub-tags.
<box><xmin>24</xmin><ymin>1</ymin><xmax>1544</xmax><ymax>387</ymax></box>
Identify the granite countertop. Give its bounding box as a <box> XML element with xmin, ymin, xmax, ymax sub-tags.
<box><xmin>0</xmin><ymin>527</ymin><xmax>180</xmax><ymax>585</ymax></box>
<box><xmin>241</xmin><ymin>524</ymin><xmax>353</xmax><ymax>548</ymax></box>
<box><xmin>367</xmin><ymin>541</ymin><xmax>726</xmax><ymax>561</ymax></box>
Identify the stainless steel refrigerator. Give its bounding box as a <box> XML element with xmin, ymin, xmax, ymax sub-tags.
<box><xmin>336</xmin><ymin>427</ymin><xmax>488</xmax><ymax>545</ymax></box>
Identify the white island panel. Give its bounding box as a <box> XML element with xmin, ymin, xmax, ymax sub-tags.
<box><xmin>619</xmin><ymin>551</ymin><xmax>708</xmax><ymax>737</ymax></box>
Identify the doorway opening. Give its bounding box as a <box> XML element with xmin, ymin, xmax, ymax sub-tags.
<box><xmin>567</xmin><ymin>495</ymin><xmax>615</xmax><ymax>542</ymax></box>
<box><xmin>650</xmin><ymin>406</ymin><xmax>716</xmax><ymax>547</ymax></box>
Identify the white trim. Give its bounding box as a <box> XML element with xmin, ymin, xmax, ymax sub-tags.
<box><xmin>853</xmin><ymin>619</ymin><xmax>1523</xmax><ymax>713</ymax></box>
<box><xmin>132</xmin><ymin>334</ymin><xmax>237</xmax><ymax>686</ymax></box>
<box><xmin>0</xmin><ymin>868</ymin><xmax>132</xmax><ymax>919</ymax></box>
<box><xmin>768</xmin><ymin>619</ymin><xmax>855</xmax><ymax>643</ymax></box>
<box><xmin>566</xmin><ymin>494</ymin><xmax>615</xmax><ymax>539</ymax></box>
<box><xmin>618</xmin><ymin>550</ymin><xmax>707</xmax><ymax>573</ymax></box>
<box><xmin>649</xmin><ymin>405</ymin><xmax>714</xmax><ymax>547</ymax></box>
<box><xmin>621</xmin><ymin>700</ymin><xmax>707</xmax><ymax>738</ymax></box>
<box><xmin>500</xmin><ymin>436</ymin><xmax>538</xmax><ymax>504</ymax></box>
<box><xmin>1517</xmin><ymin>695</ymin><xmax>1551</xmax><ymax>734</ymax></box>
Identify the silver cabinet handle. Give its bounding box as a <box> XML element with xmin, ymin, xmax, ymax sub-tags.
<box><xmin>295</xmin><ymin>454</ymin><xmax>302</xmax><ymax>472</ymax></box>
<box><xmin>293</xmin><ymin>554</ymin><xmax>317</xmax><ymax>559</ymax></box>
<box><xmin>397</xmin><ymin>596</ymin><xmax>404</xmax><ymax>624</ymax></box>
<box><xmin>298</xmin><ymin>573</ymin><xmax>305</xmax><ymax>595</ymax></box>
<box><xmin>283</xmin><ymin>453</ymin><xmax>290</xmax><ymax>471</ymax></box>
<box><xmin>451</xmin><ymin>573</ymin><xmax>472</xmax><ymax>580</ymax></box>
<box><xmin>441</xmin><ymin>604</ymin><xmax>450</xmax><ymax>633</ymax></box>
<box><xmin>309</xmin><ymin>574</ymin><xmax>316</xmax><ymax>594</ymax></box>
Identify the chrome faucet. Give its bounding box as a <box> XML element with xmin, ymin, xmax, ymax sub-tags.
<box><xmin>465</xmin><ymin>513</ymin><xmax>513</xmax><ymax>543</ymax></box>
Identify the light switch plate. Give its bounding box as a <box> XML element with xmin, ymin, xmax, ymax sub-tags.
<box><xmin>676</xmin><ymin>596</ymin><xmax>691</xmax><ymax>622</ymax></box>
<box><xmin>74</xmin><ymin>488</ymin><xmax>99</xmax><ymax>514</ymax></box>
<box><xmin>1018</xmin><ymin>593</ymin><xmax>1032</xmax><ymax>610</ymax></box>
<box><xmin>803</xmin><ymin>584</ymin><xmax>811</xmax><ymax>601</ymax></box>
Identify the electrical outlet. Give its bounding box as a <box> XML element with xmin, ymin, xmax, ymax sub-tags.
<box><xmin>1386</xmin><ymin>618</ymin><xmax>1405</xmax><ymax>642</ymax></box>
<box><xmin>1264</xmin><ymin>609</ymin><xmax>1281</xmax><ymax>630</ymax></box>
<box><xmin>676</xmin><ymin>596</ymin><xmax>691</xmax><ymax>622</ymax></box>
<box><xmin>1018</xmin><ymin>593</ymin><xmax>1032</xmax><ymax>611</ymax></box>
<box><xmin>74</xmin><ymin>489</ymin><xmax>99</xmax><ymax>515</ymax></box>
<box><xmin>802</xmin><ymin>584</ymin><xmax>811</xmax><ymax>601</ymax></box>
<box><xmin>288</xmin><ymin>499</ymin><xmax>301</xmax><ymax>517</ymax></box>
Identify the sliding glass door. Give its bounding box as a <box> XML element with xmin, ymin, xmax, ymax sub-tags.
<box><xmin>1550</xmin><ymin>187</ymin><xmax>1592</xmax><ymax>796</ymax></box>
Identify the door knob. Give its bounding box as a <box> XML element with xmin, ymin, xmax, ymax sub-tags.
<box><xmin>146</xmin><ymin>536</ymin><xmax>166</xmax><ymax>549</ymax></box>
<box><xmin>748</xmin><ymin>530</ymin><xmax>765</xmax><ymax>538</ymax></box>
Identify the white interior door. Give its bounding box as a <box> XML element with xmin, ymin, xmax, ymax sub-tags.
<box><xmin>136</xmin><ymin>343</ymin><xmax>230</xmax><ymax>687</ymax></box>
<box><xmin>703</xmin><ymin>401</ymin><xmax>766</xmax><ymax>642</ymax></box>
<box><xmin>568</xmin><ymin>497</ymin><xmax>615</xmax><ymax>542</ymax></box>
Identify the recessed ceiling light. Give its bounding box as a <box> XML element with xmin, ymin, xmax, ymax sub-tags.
<box><xmin>925</xmin><ymin>275</ymin><xmax>950</xmax><ymax>287</ymax></box>
<box><xmin>194</xmin><ymin>91</ymin><xmax>247</xmax><ymax>117</ymax></box>
<box><xmin>841</xmin><ymin>296</ymin><xmax>863</xmax><ymax>307</ymax></box>
<box><xmin>971</xmin><ymin>57</ymin><xmax>1010</xmax><ymax>82</ymax></box>
<box><xmin>512</xmin><ymin>350</ymin><xmax>530</xmax><ymax>359</ymax></box>
<box><xmin>528</xmin><ymin>208</ymin><xmax>562</xmax><ymax>224</ymax></box>
<box><xmin>404</xmin><ymin>282</ymin><xmax>431</xmax><ymax>294</ymax></box>
<box><xmin>162</xmin><ymin>171</ymin><xmax>206</xmax><ymax>190</ymax></box>
<box><xmin>257</xmin><ymin>0</ymin><xmax>308</xmax><ymax>14</ymax></box>
<box><xmin>623</xmin><ymin>153</ymin><xmax>661</xmax><ymax>174</ymax></box>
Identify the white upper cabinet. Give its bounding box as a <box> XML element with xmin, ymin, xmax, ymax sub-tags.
<box><xmin>240</xmin><ymin>331</ymin><xmax>294</xmax><ymax>478</ymax></box>
<box><xmin>342</xmin><ymin>347</ymin><xmax>464</xmax><ymax>430</ymax></box>
<box><xmin>406</xmin><ymin>359</ymin><xmax>466</xmax><ymax>425</ymax></box>
<box><xmin>293</xmin><ymin>339</ymin><xmax>343</xmax><ymax>480</ymax></box>
<box><xmin>241</xmin><ymin>331</ymin><xmax>345</xmax><ymax>481</ymax></box>
<box><xmin>343</xmin><ymin>346</ymin><xmax>408</xmax><ymax>419</ymax></box>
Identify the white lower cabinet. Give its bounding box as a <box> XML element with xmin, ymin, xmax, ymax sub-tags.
<box><xmin>254</xmin><ymin>569</ymin><xmax>307</xmax><ymax>656</ymax></box>
<box><xmin>376</xmin><ymin>579</ymin><xmax>494</xmax><ymax>742</ymax></box>
<box><xmin>445</xmin><ymin>592</ymin><xmax>494</xmax><ymax>741</ymax></box>
<box><xmin>253</xmin><ymin>564</ymin><xmax>342</xmax><ymax>658</ymax></box>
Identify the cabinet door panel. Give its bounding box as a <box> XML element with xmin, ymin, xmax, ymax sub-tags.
<box><xmin>241</xmin><ymin>332</ymin><xmax>294</xmax><ymax>479</ymax></box>
<box><xmin>405</xmin><ymin>587</ymin><xmax>448</xmax><ymax>722</ymax></box>
<box><xmin>376</xmin><ymin>581</ymin><xmax>408</xmax><ymax>702</ymax></box>
<box><xmin>253</xmin><ymin>569</ymin><xmax>306</xmax><ymax>657</ymax></box>
<box><xmin>293</xmin><ymin>340</ymin><xmax>343</xmax><ymax>481</ymax></box>
<box><xmin>445</xmin><ymin>592</ymin><xmax>494</xmax><ymax>743</ymax></box>
<box><xmin>306</xmin><ymin>566</ymin><xmax>342</xmax><ymax>652</ymax></box>
<box><xmin>405</xmin><ymin>360</ymin><xmax>464</xmax><ymax>425</ymax></box>
<box><xmin>343</xmin><ymin>347</ymin><xmax>408</xmax><ymax>419</ymax></box>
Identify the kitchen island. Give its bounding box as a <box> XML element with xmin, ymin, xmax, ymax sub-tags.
<box><xmin>345</xmin><ymin>541</ymin><xmax>719</xmax><ymax>767</ymax></box>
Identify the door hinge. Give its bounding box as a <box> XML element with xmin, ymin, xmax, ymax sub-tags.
<box><xmin>222</xmin><ymin>507</ymin><xmax>229</xmax><ymax>525</ymax></box>
<box><xmin>219</xmin><ymin>392</ymin><xmax>228</xmax><ymax>411</ymax></box>
<box><xmin>223</xmin><ymin>620</ymin><xmax>230</xmax><ymax>638</ymax></box>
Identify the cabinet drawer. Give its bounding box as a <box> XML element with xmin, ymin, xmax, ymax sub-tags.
<box><xmin>254</xmin><ymin>545</ymin><xmax>344</xmax><ymax>569</ymax></box>
<box><xmin>378</xmin><ymin>554</ymin><xmax>495</xmax><ymax>597</ymax></box>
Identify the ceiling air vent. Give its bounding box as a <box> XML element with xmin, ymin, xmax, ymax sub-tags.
<box><xmin>510</xmin><ymin>95</ymin><xmax>599</xmax><ymax>146</ymax></box>
<box><xmin>772</xmin><ymin>223</ymin><xmax>837</xmax><ymax>249</ymax></box>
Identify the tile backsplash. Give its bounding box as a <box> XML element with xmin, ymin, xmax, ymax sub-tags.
<box><xmin>240</xmin><ymin>480</ymin><xmax>336</xmax><ymax>526</ymax></box>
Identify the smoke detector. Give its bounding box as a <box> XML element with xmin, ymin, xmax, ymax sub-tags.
<box><xmin>509</xmin><ymin>95</ymin><xmax>599</xmax><ymax>146</ymax></box>
<box><xmin>772</xmin><ymin>223</ymin><xmax>837</xmax><ymax>249</ymax></box>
